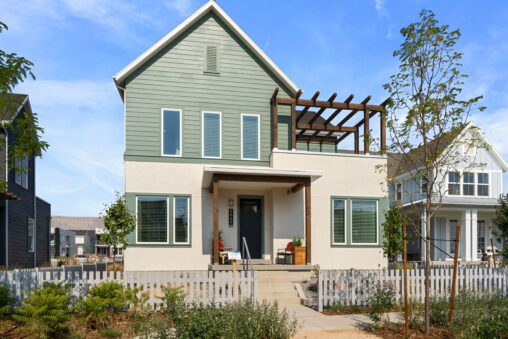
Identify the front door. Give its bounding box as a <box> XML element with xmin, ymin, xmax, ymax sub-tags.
<box><xmin>239</xmin><ymin>198</ymin><xmax>262</xmax><ymax>259</ymax></box>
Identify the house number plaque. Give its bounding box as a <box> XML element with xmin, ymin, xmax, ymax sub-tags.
<box><xmin>228</xmin><ymin>208</ymin><xmax>234</xmax><ymax>227</ymax></box>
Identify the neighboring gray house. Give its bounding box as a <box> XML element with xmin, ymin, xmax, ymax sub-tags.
<box><xmin>388</xmin><ymin>122</ymin><xmax>508</xmax><ymax>262</ymax></box>
<box><xmin>51</xmin><ymin>216</ymin><xmax>104</xmax><ymax>256</ymax></box>
<box><xmin>50</xmin><ymin>227</ymin><xmax>76</xmax><ymax>258</ymax></box>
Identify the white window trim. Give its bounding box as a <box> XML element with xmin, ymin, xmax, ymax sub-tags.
<box><xmin>135</xmin><ymin>196</ymin><xmax>170</xmax><ymax>245</ymax></box>
<box><xmin>173</xmin><ymin>196</ymin><xmax>190</xmax><ymax>245</ymax></box>
<box><xmin>446</xmin><ymin>171</ymin><xmax>461</xmax><ymax>196</ymax></box>
<box><xmin>350</xmin><ymin>199</ymin><xmax>379</xmax><ymax>245</ymax></box>
<box><xmin>240</xmin><ymin>113</ymin><xmax>260</xmax><ymax>161</ymax></box>
<box><xmin>332</xmin><ymin>199</ymin><xmax>347</xmax><ymax>245</ymax></box>
<box><xmin>445</xmin><ymin>170</ymin><xmax>493</xmax><ymax>198</ymax></box>
<box><xmin>201</xmin><ymin>111</ymin><xmax>222</xmax><ymax>159</ymax></box>
<box><xmin>161</xmin><ymin>108</ymin><xmax>183</xmax><ymax>157</ymax></box>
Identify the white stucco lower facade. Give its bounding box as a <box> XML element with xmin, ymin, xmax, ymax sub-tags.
<box><xmin>124</xmin><ymin>150</ymin><xmax>388</xmax><ymax>271</ymax></box>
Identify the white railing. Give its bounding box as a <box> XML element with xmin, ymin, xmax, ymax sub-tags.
<box><xmin>0</xmin><ymin>269</ymin><xmax>257</xmax><ymax>308</ymax></box>
<box><xmin>318</xmin><ymin>267</ymin><xmax>508</xmax><ymax>311</ymax></box>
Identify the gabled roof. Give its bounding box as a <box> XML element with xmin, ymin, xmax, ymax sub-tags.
<box><xmin>0</xmin><ymin>94</ymin><xmax>29</xmax><ymax>121</ymax></box>
<box><xmin>388</xmin><ymin>122</ymin><xmax>508</xmax><ymax>178</ymax></box>
<box><xmin>113</xmin><ymin>1</ymin><xmax>299</xmax><ymax>99</ymax></box>
<box><xmin>51</xmin><ymin>216</ymin><xmax>104</xmax><ymax>231</ymax></box>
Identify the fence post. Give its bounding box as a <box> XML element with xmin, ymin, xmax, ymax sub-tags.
<box><xmin>318</xmin><ymin>270</ymin><xmax>323</xmax><ymax>312</ymax></box>
<box><xmin>403</xmin><ymin>223</ymin><xmax>409</xmax><ymax>332</ymax></box>
<box><xmin>448</xmin><ymin>224</ymin><xmax>461</xmax><ymax>330</ymax></box>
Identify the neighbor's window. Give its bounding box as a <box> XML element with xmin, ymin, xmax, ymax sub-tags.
<box><xmin>174</xmin><ymin>197</ymin><xmax>189</xmax><ymax>244</ymax></box>
<box><xmin>241</xmin><ymin>114</ymin><xmax>260</xmax><ymax>160</ymax></box>
<box><xmin>332</xmin><ymin>199</ymin><xmax>346</xmax><ymax>244</ymax></box>
<box><xmin>448</xmin><ymin>172</ymin><xmax>460</xmax><ymax>195</ymax></box>
<box><xmin>449</xmin><ymin>220</ymin><xmax>458</xmax><ymax>254</ymax></box>
<box><xmin>162</xmin><ymin>109</ymin><xmax>182</xmax><ymax>156</ymax></box>
<box><xmin>351</xmin><ymin>200</ymin><xmax>377</xmax><ymax>244</ymax></box>
<box><xmin>477</xmin><ymin>220</ymin><xmax>485</xmax><ymax>254</ymax></box>
<box><xmin>463</xmin><ymin>172</ymin><xmax>475</xmax><ymax>196</ymax></box>
<box><xmin>202</xmin><ymin>112</ymin><xmax>221</xmax><ymax>158</ymax></box>
<box><xmin>396</xmin><ymin>183</ymin><xmax>403</xmax><ymax>201</ymax></box>
<box><xmin>477</xmin><ymin>173</ymin><xmax>489</xmax><ymax>197</ymax></box>
<box><xmin>137</xmin><ymin>196</ymin><xmax>168</xmax><ymax>243</ymax></box>
<box><xmin>27</xmin><ymin>218</ymin><xmax>34</xmax><ymax>252</ymax></box>
<box><xmin>15</xmin><ymin>155</ymin><xmax>29</xmax><ymax>189</ymax></box>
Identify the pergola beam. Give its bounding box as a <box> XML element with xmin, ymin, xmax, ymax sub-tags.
<box><xmin>296</xmin><ymin>91</ymin><xmax>319</xmax><ymax>123</ymax></box>
<box><xmin>337</xmin><ymin>96</ymin><xmax>371</xmax><ymax>127</ymax></box>
<box><xmin>277</xmin><ymin>97</ymin><xmax>383</xmax><ymax>112</ymax></box>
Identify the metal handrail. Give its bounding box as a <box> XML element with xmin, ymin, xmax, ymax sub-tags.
<box><xmin>241</xmin><ymin>237</ymin><xmax>255</xmax><ymax>294</ymax></box>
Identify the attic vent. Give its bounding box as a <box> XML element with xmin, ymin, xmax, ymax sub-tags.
<box><xmin>205</xmin><ymin>45</ymin><xmax>218</xmax><ymax>73</ymax></box>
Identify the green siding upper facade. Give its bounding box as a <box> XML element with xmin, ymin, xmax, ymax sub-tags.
<box><xmin>124</xmin><ymin>12</ymin><xmax>294</xmax><ymax>166</ymax></box>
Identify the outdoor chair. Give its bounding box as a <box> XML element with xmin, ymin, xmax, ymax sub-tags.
<box><xmin>276</xmin><ymin>242</ymin><xmax>293</xmax><ymax>264</ymax></box>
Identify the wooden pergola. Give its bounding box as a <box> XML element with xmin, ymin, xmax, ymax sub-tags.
<box><xmin>0</xmin><ymin>192</ymin><xmax>20</xmax><ymax>200</ymax></box>
<box><xmin>209</xmin><ymin>173</ymin><xmax>312</xmax><ymax>265</ymax></box>
<box><xmin>271</xmin><ymin>88</ymin><xmax>389</xmax><ymax>154</ymax></box>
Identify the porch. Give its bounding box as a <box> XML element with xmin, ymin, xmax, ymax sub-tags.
<box><xmin>203</xmin><ymin>166</ymin><xmax>322</xmax><ymax>266</ymax></box>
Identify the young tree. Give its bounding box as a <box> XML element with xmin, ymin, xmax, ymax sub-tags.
<box><xmin>382</xmin><ymin>204</ymin><xmax>405</xmax><ymax>264</ymax></box>
<box><xmin>100</xmin><ymin>193</ymin><xmax>136</xmax><ymax>271</ymax></box>
<box><xmin>493</xmin><ymin>194</ymin><xmax>508</xmax><ymax>262</ymax></box>
<box><xmin>383</xmin><ymin>10</ymin><xmax>486</xmax><ymax>334</ymax></box>
<box><xmin>0</xmin><ymin>21</ymin><xmax>48</xmax><ymax>191</ymax></box>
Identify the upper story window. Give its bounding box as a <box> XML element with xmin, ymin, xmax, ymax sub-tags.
<box><xmin>448</xmin><ymin>172</ymin><xmax>460</xmax><ymax>195</ymax></box>
<box><xmin>241</xmin><ymin>114</ymin><xmax>260</xmax><ymax>160</ymax></box>
<box><xmin>202</xmin><ymin>111</ymin><xmax>221</xmax><ymax>158</ymax></box>
<box><xmin>15</xmin><ymin>155</ymin><xmax>28</xmax><ymax>189</ymax></box>
<box><xmin>477</xmin><ymin>173</ymin><xmax>489</xmax><ymax>197</ymax></box>
<box><xmin>204</xmin><ymin>45</ymin><xmax>219</xmax><ymax>73</ymax></box>
<box><xmin>395</xmin><ymin>182</ymin><xmax>403</xmax><ymax>201</ymax></box>
<box><xmin>162</xmin><ymin>109</ymin><xmax>182</xmax><ymax>157</ymax></box>
<box><xmin>463</xmin><ymin>172</ymin><xmax>475</xmax><ymax>196</ymax></box>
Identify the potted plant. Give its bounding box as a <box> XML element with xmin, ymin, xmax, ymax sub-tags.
<box><xmin>218</xmin><ymin>230</ymin><xmax>224</xmax><ymax>252</ymax></box>
<box><xmin>292</xmin><ymin>234</ymin><xmax>306</xmax><ymax>265</ymax></box>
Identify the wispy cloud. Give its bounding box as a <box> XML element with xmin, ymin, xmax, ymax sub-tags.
<box><xmin>375</xmin><ymin>0</ymin><xmax>388</xmax><ymax>17</ymax></box>
<box><xmin>164</xmin><ymin>0</ymin><xmax>195</xmax><ymax>17</ymax></box>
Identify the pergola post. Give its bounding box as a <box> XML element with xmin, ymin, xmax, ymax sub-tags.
<box><xmin>213</xmin><ymin>176</ymin><xmax>219</xmax><ymax>264</ymax></box>
<box><xmin>363</xmin><ymin>107</ymin><xmax>370</xmax><ymax>154</ymax></box>
<box><xmin>380</xmin><ymin>111</ymin><xmax>386</xmax><ymax>154</ymax></box>
<box><xmin>305</xmin><ymin>178</ymin><xmax>311</xmax><ymax>264</ymax></box>
<box><xmin>354</xmin><ymin>129</ymin><xmax>359</xmax><ymax>154</ymax></box>
<box><xmin>291</xmin><ymin>102</ymin><xmax>296</xmax><ymax>150</ymax></box>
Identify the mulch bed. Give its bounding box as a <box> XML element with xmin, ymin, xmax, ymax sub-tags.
<box><xmin>0</xmin><ymin>312</ymin><xmax>158</xmax><ymax>338</ymax></box>
<box><xmin>370</xmin><ymin>325</ymin><xmax>452</xmax><ymax>339</ymax></box>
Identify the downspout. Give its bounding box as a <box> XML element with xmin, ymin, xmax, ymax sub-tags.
<box><xmin>1</xmin><ymin>122</ymin><xmax>8</xmax><ymax>269</ymax></box>
<box><xmin>33</xmin><ymin>156</ymin><xmax>36</xmax><ymax>268</ymax></box>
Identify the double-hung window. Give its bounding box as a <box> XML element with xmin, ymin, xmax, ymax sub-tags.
<box><xmin>395</xmin><ymin>183</ymin><xmax>403</xmax><ymax>201</ymax></box>
<box><xmin>162</xmin><ymin>109</ymin><xmax>182</xmax><ymax>156</ymax></box>
<box><xmin>137</xmin><ymin>196</ymin><xmax>169</xmax><ymax>244</ymax></box>
<box><xmin>202</xmin><ymin>111</ymin><xmax>221</xmax><ymax>158</ymax></box>
<box><xmin>241</xmin><ymin>114</ymin><xmax>260</xmax><ymax>160</ymax></box>
<box><xmin>448</xmin><ymin>172</ymin><xmax>460</xmax><ymax>195</ymax></box>
<box><xmin>173</xmin><ymin>197</ymin><xmax>190</xmax><ymax>244</ymax></box>
<box><xmin>15</xmin><ymin>155</ymin><xmax>29</xmax><ymax>189</ymax></box>
<box><xmin>332</xmin><ymin>199</ymin><xmax>346</xmax><ymax>244</ymax></box>
<box><xmin>351</xmin><ymin>200</ymin><xmax>378</xmax><ymax>244</ymax></box>
<box><xmin>477</xmin><ymin>173</ymin><xmax>489</xmax><ymax>197</ymax></box>
<box><xmin>463</xmin><ymin>172</ymin><xmax>475</xmax><ymax>196</ymax></box>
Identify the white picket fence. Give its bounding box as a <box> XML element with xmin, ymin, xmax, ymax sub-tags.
<box><xmin>0</xmin><ymin>269</ymin><xmax>257</xmax><ymax>308</ymax></box>
<box><xmin>318</xmin><ymin>267</ymin><xmax>508</xmax><ymax>311</ymax></box>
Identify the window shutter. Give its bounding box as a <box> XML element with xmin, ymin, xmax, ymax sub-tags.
<box><xmin>333</xmin><ymin>199</ymin><xmax>345</xmax><ymax>243</ymax></box>
<box><xmin>137</xmin><ymin>197</ymin><xmax>168</xmax><ymax>243</ymax></box>
<box><xmin>351</xmin><ymin>200</ymin><xmax>377</xmax><ymax>243</ymax></box>
<box><xmin>205</xmin><ymin>45</ymin><xmax>218</xmax><ymax>73</ymax></box>
<box><xmin>242</xmin><ymin>115</ymin><xmax>259</xmax><ymax>159</ymax></box>
<box><xmin>203</xmin><ymin>113</ymin><xmax>220</xmax><ymax>157</ymax></box>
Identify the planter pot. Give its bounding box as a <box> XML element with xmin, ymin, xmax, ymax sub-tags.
<box><xmin>293</xmin><ymin>247</ymin><xmax>306</xmax><ymax>265</ymax></box>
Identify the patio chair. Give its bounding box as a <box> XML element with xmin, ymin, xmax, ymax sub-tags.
<box><xmin>276</xmin><ymin>242</ymin><xmax>293</xmax><ymax>264</ymax></box>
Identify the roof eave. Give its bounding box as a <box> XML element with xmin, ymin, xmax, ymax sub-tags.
<box><xmin>112</xmin><ymin>1</ymin><xmax>299</xmax><ymax>99</ymax></box>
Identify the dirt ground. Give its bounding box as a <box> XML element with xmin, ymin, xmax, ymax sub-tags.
<box><xmin>293</xmin><ymin>329</ymin><xmax>381</xmax><ymax>338</ymax></box>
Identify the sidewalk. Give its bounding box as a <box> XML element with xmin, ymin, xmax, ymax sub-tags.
<box><xmin>284</xmin><ymin>304</ymin><xmax>402</xmax><ymax>338</ymax></box>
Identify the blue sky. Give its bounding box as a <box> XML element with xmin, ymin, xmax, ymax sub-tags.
<box><xmin>1</xmin><ymin>0</ymin><xmax>508</xmax><ymax>216</ymax></box>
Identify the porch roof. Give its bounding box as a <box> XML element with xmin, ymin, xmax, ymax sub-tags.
<box><xmin>202</xmin><ymin>166</ymin><xmax>322</xmax><ymax>189</ymax></box>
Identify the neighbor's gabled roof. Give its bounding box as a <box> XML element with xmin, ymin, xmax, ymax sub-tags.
<box><xmin>113</xmin><ymin>1</ymin><xmax>299</xmax><ymax>98</ymax></box>
<box><xmin>0</xmin><ymin>93</ymin><xmax>29</xmax><ymax>121</ymax></box>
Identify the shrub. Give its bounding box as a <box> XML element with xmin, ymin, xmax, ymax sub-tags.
<box><xmin>0</xmin><ymin>283</ymin><xmax>14</xmax><ymax>316</ymax></box>
<box><xmin>367</xmin><ymin>287</ymin><xmax>395</xmax><ymax>329</ymax></box>
<box><xmin>159</xmin><ymin>285</ymin><xmax>186</xmax><ymax>323</ymax></box>
<box><xmin>408</xmin><ymin>298</ymin><xmax>423</xmax><ymax>329</ymax></box>
<box><xmin>13</xmin><ymin>282</ymin><xmax>71</xmax><ymax>339</ymax></box>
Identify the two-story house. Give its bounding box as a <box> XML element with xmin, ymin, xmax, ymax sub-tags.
<box><xmin>114</xmin><ymin>1</ymin><xmax>389</xmax><ymax>271</ymax></box>
<box><xmin>388</xmin><ymin>122</ymin><xmax>508</xmax><ymax>262</ymax></box>
<box><xmin>0</xmin><ymin>94</ymin><xmax>51</xmax><ymax>268</ymax></box>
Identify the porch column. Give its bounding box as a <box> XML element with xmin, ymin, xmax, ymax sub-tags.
<box><xmin>305</xmin><ymin>178</ymin><xmax>311</xmax><ymax>264</ymax></box>
<box><xmin>471</xmin><ymin>210</ymin><xmax>478</xmax><ymax>261</ymax></box>
<box><xmin>462</xmin><ymin>209</ymin><xmax>472</xmax><ymax>261</ymax></box>
<box><xmin>213</xmin><ymin>176</ymin><xmax>219</xmax><ymax>264</ymax></box>
<box><xmin>420</xmin><ymin>208</ymin><xmax>426</xmax><ymax>262</ymax></box>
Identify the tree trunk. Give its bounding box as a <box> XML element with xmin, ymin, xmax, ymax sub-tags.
<box><xmin>424</xmin><ymin>211</ymin><xmax>431</xmax><ymax>334</ymax></box>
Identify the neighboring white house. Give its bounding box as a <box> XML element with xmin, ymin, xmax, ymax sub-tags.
<box><xmin>388</xmin><ymin>122</ymin><xmax>508</xmax><ymax>262</ymax></box>
<box><xmin>114</xmin><ymin>1</ymin><xmax>390</xmax><ymax>271</ymax></box>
